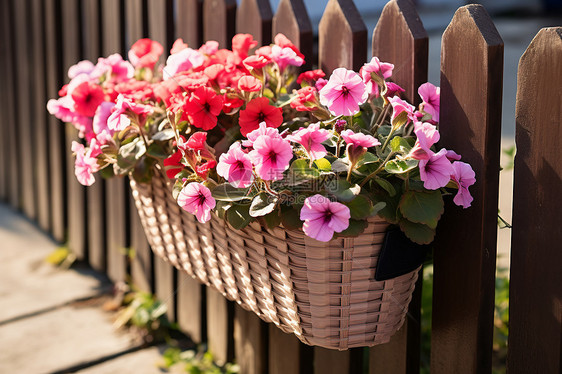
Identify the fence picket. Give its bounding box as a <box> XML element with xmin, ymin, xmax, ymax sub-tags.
<box><xmin>1</xmin><ymin>1</ymin><xmax>19</xmax><ymax>207</ymax></box>
<box><xmin>176</xmin><ymin>0</ymin><xmax>204</xmax><ymax>47</ymax></box>
<box><xmin>318</xmin><ymin>0</ymin><xmax>367</xmax><ymax>74</ymax></box>
<box><xmin>30</xmin><ymin>0</ymin><xmax>52</xmax><ymax>231</ymax></box>
<box><xmin>507</xmin><ymin>27</ymin><xmax>562</xmax><ymax>374</ymax></box>
<box><xmin>44</xmin><ymin>0</ymin><xmax>66</xmax><ymax>242</ymax></box>
<box><xmin>207</xmin><ymin>288</ymin><xmax>234</xmax><ymax>365</ymax></box>
<box><xmin>272</xmin><ymin>0</ymin><xmax>313</xmax><ymax>70</ymax></box>
<box><xmin>61</xmin><ymin>0</ymin><xmax>88</xmax><ymax>260</ymax></box>
<box><xmin>432</xmin><ymin>5</ymin><xmax>503</xmax><ymax>373</ymax></box>
<box><xmin>177</xmin><ymin>272</ymin><xmax>204</xmax><ymax>343</ymax></box>
<box><xmin>0</xmin><ymin>11</ymin><xmax>5</xmax><ymax>200</ymax></box>
<box><xmin>372</xmin><ymin>0</ymin><xmax>428</xmax><ymax>105</ymax></box>
<box><xmin>370</xmin><ymin>1</ymin><xmax>427</xmax><ymax>372</ymax></box>
<box><xmin>236</xmin><ymin>0</ymin><xmax>273</xmax><ymax>46</ymax></box>
<box><xmin>203</xmin><ymin>0</ymin><xmax>237</xmax><ymax>49</ymax></box>
<box><xmin>234</xmin><ymin>305</ymin><xmax>268</xmax><ymax>374</ymax></box>
<box><xmin>269</xmin><ymin>326</ymin><xmax>313</xmax><ymax>374</ymax></box>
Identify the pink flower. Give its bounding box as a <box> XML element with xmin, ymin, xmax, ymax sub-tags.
<box><xmin>93</xmin><ymin>101</ymin><xmax>116</xmax><ymax>144</ymax></box>
<box><xmin>163</xmin><ymin>48</ymin><xmax>204</xmax><ymax>79</ymax></box>
<box><xmin>409</xmin><ymin>122</ymin><xmax>440</xmax><ymax>160</ymax></box>
<box><xmin>107</xmin><ymin>94</ymin><xmax>154</xmax><ymax>131</ymax></box>
<box><xmin>315</xmin><ymin>78</ymin><xmax>327</xmax><ymax>91</ymax></box>
<box><xmin>319</xmin><ymin>68</ymin><xmax>368</xmax><ymax>116</ymax></box>
<box><xmin>177</xmin><ymin>182</ymin><xmax>216</xmax><ymax>223</ymax></box>
<box><xmin>249</xmin><ymin>135</ymin><xmax>293</xmax><ymax>181</ymax></box>
<box><xmin>238</xmin><ymin>75</ymin><xmax>262</xmax><ymax>92</ymax></box>
<box><xmin>340</xmin><ymin>129</ymin><xmax>380</xmax><ymax>148</ymax></box>
<box><xmin>217</xmin><ymin>142</ymin><xmax>254</xmax><ymax>188</ymax></box>
<box><xmin>72</xmin><ymin>141</ymin><xmax>100</xmax><ymax>186</ymax></box>
<box><xmin>389</xmin><ymin>96</ymin><xmax>415</xmax><ymax>124</ymax></box>
<box><xmin>171</xmin><ymin>38</ymin><xmax>189</xmax><ymax>54</ymax></box>
<box><xmin>128</xmin><ymin>38</ymin><xmax>164</xmax><ymax>69</ymax></box>
<box><xmin>300</xmin><ymin>195</ymin><xmax>350</xmax><ymax>242</ymax></box>
<box><xmin>287</xmin><ymin>123</ymin><xmax>331</xmax><ymax>160</ymax></box>
<box><xmin>418</xmin><ymin>82</ymin><xmax>440</xmax><ymax>122</ymax></box>
<box><xmin>419</xmin><ymin>148</ymin><xmax>454</xmax><ymax>190</ymax></box>
<box><xmin>199</xmin><ymin>40</ymin><xmax>219</xmax><ymax>55</ymax></box>
<box><xmin>241</xmin><ymin>121</ymin><xmax>282</xmax><ymax>148</ymax></box>
<box><xmin>385</xmin><ymin>82</ymin><xmax>405</xmax><ymax>99</ymax></box>
<box><xmin>360</xmin><ymin>57</ymin><xmax>394</xmax><ymax>96</ymax></box>
<box><xmin>451</xmin><ymin>161</ymin><xmax>475</xmax><ymax>208</ymax></box>
<box><xmin>68</xmin><ymin>60</ymin><xmax>95</xmax><ymax>79</ymax></box>
<box><xmin>93</xmin><ymin>54</ymin><xmax>134</xmax><ymax>82</ymax></box>
<box><xmin>71</xmin><ymin>81</ymin><xmax>106</xmax><ymax>117</ymax></box>
<box><xmin>270</xmin><ymin>45</ymin><xmax>304</xmax><ymax>72</ymax></box>
<box><xmin>47</xmin><ymin>97</ymin><xmax>75</xmax><ymax>123</ymax></box>
<box><xmin>446</xmin><ymin>150</ymin><xmax>462</xmax><ymax>161</ymax></box>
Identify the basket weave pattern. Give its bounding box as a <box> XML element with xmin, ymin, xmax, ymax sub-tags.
<box><xmin>130</xmin><ymin>170</ymin><xmax>420</xmax><ymax>349</ymax></box>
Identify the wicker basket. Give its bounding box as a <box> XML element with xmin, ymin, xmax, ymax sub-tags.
<box><xmin>130</xmin><ymin>169</ymin><xmax>421</xmax><ymax>350</ymax></box>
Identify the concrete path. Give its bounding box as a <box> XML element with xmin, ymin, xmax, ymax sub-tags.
<box><xmin>0</xmin><ymin>204</ymin><xmax>175</xmax><ymax>374</ymax></box>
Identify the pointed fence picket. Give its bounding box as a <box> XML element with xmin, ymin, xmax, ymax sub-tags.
<box><xmin>1</xmin><ymin>0</ymin><xmax>561</xmax><ymax>372</ymax></box>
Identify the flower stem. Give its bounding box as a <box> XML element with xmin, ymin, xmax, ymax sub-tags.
<box><xmin>359</xmin><ymin>151</ymin><xmax>395</xmax><ymax>187</ymax></box>
<box><xmin>372</xmin><ymin>103</ymin><xmax>390</xmax><ymax>133</ymax></box>
<box><xmin>380</xmin><ymin>127</ymin><xmax>395</xmax><ymax>153</ymax></box>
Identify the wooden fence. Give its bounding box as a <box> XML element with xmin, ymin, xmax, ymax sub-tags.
<box><xmin>0</xmin><ymin>0</ymin><xmax>560</xmax><ymax>373</ymax></box>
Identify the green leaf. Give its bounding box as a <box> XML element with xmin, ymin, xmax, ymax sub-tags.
<box><xmin>275</xmin><ymin>94</ymin><xmax>293</xmax><ymax>107</ymax></box>
<box><xmin>374</xmin><ymin>177</ymin><xmax>396</xmax><ymax>196</ymax></box>
<box><xmin>331</xmin><ymin>158</ymin><xmax>350</xmax><ymax>173</ymax></box>
<box><xmin>226</xmin><ymin>204</ymin><xmax>252</xmax><ymax>229</ymax></box>
<box><xmin>249</xmin><ymin>193</ymin><xmax>278</xmax><ymax>217</ymax></box>
<box><xmin>115</xmin><ymin>138</ymin><xmax>146</xmax><ymax>175</ymax></box>
<box><xmin>399</xmin><ymin>190</ymin><xmax>444</xmax><ymax>225</ymax></box>
<box><xmin>172</xmin><ymin>179</ymin><xmax>183</xmax><ymax>200</ymax></box>
<box><xmin>325</xmin><ymin>179</ymin><xmax>361</xmax><ymax>202</ymax></box>
<box><xmin>357</xmin><ymin>152</ymin><xmax>379</xmax><ymax>167</ymax></box>
<box><xmin>399</xmin><ymin>219</ymin><xmax>435</xmax><ymax>245</ymax></box>
<box><xmin>384</xmin><ymin>159</ymin><xmax>418</xmax><ymax>174</ymax></box>
<box><xmin>99</xmin><ymin>165</ymin><xmax>115</xmax><ymax>179</ymax></box>
<box><xmin>152</xmin><ymin>128</ymin><xmax>176</xmax><ymax>141</ymax></box>
<box><xmin>215</xmin><ymin>201</ymin><xmax>232</xmax><ymax>219</ymax></box>
<box><xmin>370</xmin><ymin>201</ymin><xmax>387</xmax><ymax>217</ymax></box>
<box><xmin>289</xmin><ymin>159</ymin><xmax>320</xmax><ymax>179</ymax></box>
<box><xmin>212</xmin><ymin>183</ymin><xmax>250</xmax><ymax>202</ymax></box>
<box><xmin>336</xmin><ymin>219</ymin><xmax>368</xmax><ymax>238</ymax></box>
<box><xmin>372</xmin><ymin>189</ymin><xmax>401</xmax><ymax>224</ymax></box>
<box><xmin>345</xmin><ymin>195</ymin><xmax>372</xmax><ymax>220</ymax></box>
<box><xmin>314</xmin><ymin>158</ymin><xmax>331</xmax><ymax>172</ymax></box>
<box><xmin>146</xmin><ymin>142</ymin><xmax>168</xmax><ymax>160</ymax></box>
<box><xmin>280</xmin><ymin>205</ymin><xmax>303</xmax><ymax>230</ymax></box>
<box><xmin>322</xmin><ymin>135</ymin><xmax>339</xmax><ymax>148</ymax></box>
<box><xmin>263</xmin><ymin>208</ymin><xmax>282</xmax><ymax>229</ymax></box>
<box><xmin>390</xmin><ymin>136</ymin><xmax>412</xmax><ymax>154</ymax></box>
<box><xmin>132</xmin><ymin>156</ymin><xmax>155</xmax><ymax>184</ymax></box>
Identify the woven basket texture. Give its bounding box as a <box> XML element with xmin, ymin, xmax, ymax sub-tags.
<box><xmin>130</xmin><ymin>170</ymin><xmax>420</xmax><ymax>350</ymax></box>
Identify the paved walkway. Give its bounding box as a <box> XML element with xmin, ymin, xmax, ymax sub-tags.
<box><xmin>0</xmin><ymin>204</ymin><xmax>174</xmax><ymax>374</ymax></box>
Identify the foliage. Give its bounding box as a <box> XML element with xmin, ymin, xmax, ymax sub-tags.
<box><xmin>45</xmin><ymin>246</ymin><xmax>76</xmax><ymax>269</ymax></box>
<box><xmin>161</xmin><ymin>347</ymin><xmax>239</xmax><ymax>374</ymax></box>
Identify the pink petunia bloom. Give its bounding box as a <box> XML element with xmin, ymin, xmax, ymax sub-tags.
<box><xmin>451</xmin><ymin>161</ymin><xmax>475</xmax><ymax>208</ymax></box>
<box><xmin>163</xmin><ymin>48</ymin><xmax>204</xmax><ymax>79</ymax></box>
<box><xmin>287</xmin><ymin>123</ymin><xmax>331</xmax><ymax>160</ymax></box>
<box><xmin>446</xmin><ymin>150</ymin><xmax>462</xmax><ymax>161</ymax></box>
<box><xmin>315</xmin><ymin>78</ymin><xmax>328</xmax><ymax>91</ymax></box>
<box><xmin>241</xmin><ymin>121</ymin><xmax>282</xmax><ymax>148</ymax></box>
<box><xmin>340</xmin><ymin>129</ymin><xmax>380</xmax><ymax>148</ymax></box>
<box><xmin>93</xmin><ymin>54</ymin><xmax>134</xmax><ymax>82</ymax></box>
<box><xmin>249</xmin><ymin>135</ymin><xmax>293</xmax><ymax>181</ymax></box>
<box><xmin>232</xmin><ymin>34</ymin><xmax>258</xmax><ymax>59</ymax></box>
<box><xmin>47</xmin><ymin>97</ymin><xmax>75</xmax><ymax>123</ymax></box>
<box><xmin>238</xmin><ymin>75</ymin><xmax>262</xmax><ymax>92</ymax></box>
<box><xmin>107</xmin><ymin>94</ymin><xmax>154</xmax><ymax>131</ymax></box>
<box><xmin>71</xmin><ymin>81</ymin><xmax>106</xmax><ymax>117</ymax></box>
<box><xmin>319</xmin><ymin>68</ymin><xmax>368</xmax><ymax>116</ymax></box>
<box><xmin>217</xmin><ymin>142</ymin><xmax>254</xmax><ymax>188</ymax></box>
<box><xmin>270</xmin><ymin>45</ymin><xmax>304</xmax><ymax>72</ymax></box>
<box><xmin>409</xmin><ymin>121</ymin><xmax>440</xmax><ymax>160</ymax></box>
<box><xmin>199</xmin><ymin>40</ymin><xmax>219</xmax><ymax>55</ymax></box>
<box><xmin>360</xmin><ymin>56</ymin><xmax>394</xmax><ymax>96</ymax></box>
<box><xmin>72</xmin><ymin>141</ymin><xmax>100</xmax><ymax>186</ymax></box>
<box><xmin>171</xmin><ymin>38</ymin><xmax>189</xmax><ymax>54</ymax></box>
<box><xmin>418</xmin><ymin>82</ymin><xmax>440</xmax><ymax>122</ymax></box>
<box><xmin>419</xmin><ymin>148</ymin><xmax>454</xmax><ymax>190</ymax></box>
<box><xmin>68</xmin><ymin>60</ymin><xmax>96</xmax><ymax>79</ymax></box>
<box><xmin>389</xmin><ymin>95</ymin><xmax>416</xmax><ymax>124</ymax></box>
<box><xmin>177</xmin><ymin>182</ymin><xmax>216</xmax><ymax>223</ymax></box>
<box><xmin>128</xmin><ymin>38</ymin><xmax>164</xmax><ymax>69</ymax></box>
<box><xmin>300</xmin><ymin>194</ymin><xmax>350</xmax><ymax>242</ymax></box>
<box><xmin>385</xmin><ymin>82</ymin><xmax>405</xmax><ymax>99</ymax></box>
<box><xmin>92</xmin><ymin>101</ymin><xmax>116</xmax><ymax>144</ymax></box>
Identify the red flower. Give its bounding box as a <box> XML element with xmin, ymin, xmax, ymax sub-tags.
<box><xmin>183</xmin><ymin>87</ymin><xmax>224</xmax><ymax>130</ymax></box>
<box><xmin>163</xmin><ymin>150</ymin><xmax>184</xmax><ymax>179</ymax></box>
<box><xmin>185</xmin><ymin>132</ymin><xmax>208</xmax><ymax>152</ymax></box>
<box><xmin>196</xmin><ymin>159</ymin><xmax>217</xmax><ymax>179</ymax></box>
<box><xmin>290</xmin><ymin>86</ymin><xmax>319</xmax><ymax>112</ymax></box>
<box><xmin>239</xmin><ymin>97</ymin><xmax>283</xmax><ymax>136</ymax></box>
<box><xmin>223</xmin><ymin>96</ymin><xmax>245</xmax><ymax>114</ymax></box>
<box><xmin>58</xmin><ymin>84</ymin><xmax>69</xmax><ymax>97</ymax></box>
<box><xmin>71</xmin><ymin>81</ymin><xmax>105</xmax><ymax>117</ymax></box>
<box><xmin>114</xmin><ymin>79</ymin><xmax>155</xmax><ymax>102</ymax></box>
<box><xmin>274</xmin><ymin>33</ymin><xmax>304</xmax><ymax>60</ymax></box>
<box><xmin>297</xmin><ymin>69</ymin><xmax>326</xmax><ymax>85</ymax></box>
<box><xmin>170</xmin><ymin>38</ymin><xmax>188</xmax><ymax>54</ymax></box>
<box><xmin>238</xmin><ymin>75</ymin><xmax>262</xmax><ymax>92</ymax></box>
<box><xmin>243</xmin><ymin>55</ymin><xmax>271</xmax><ymax>70</ymax></box>
<box><xmin>128</xmin><ymin>38</ymin><xmax>164</xmax><ymax>69</ymax></box>
<box><xmin>232</xmin><ymin>34</ymin><xmax>257</xmax><ymax>59</ymax></box>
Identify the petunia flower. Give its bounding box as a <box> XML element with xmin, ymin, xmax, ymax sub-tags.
<box><xmin>409</xmin><ymin>121</ymin><xmax>440</xmax><ymax>160</ymax></box>
<box><xmin>270</xmin><ymin>45</ymin><xmax>304</xmax><ymax>72</ymax></box>
<box><xmin>273</xmin><ymin>33</ymin><xmax>304</xmax><ymax>59</ymax></box>
<box><xmin>388</xmin><ymin>95</ymin><xmax>415</xmax><ymax>124</ymax></box>
<box><xmin>92</xmin><ymin>101</ymin><xmax>116</xmax><ymax>144</ymax></box>
<box><xmin>163</xmin><ymin>150</ymin><xmax>184</xmax><ymax>179</ymax></box>
<box><xmin>249</xmin><ymin>134</ymin><xmax>293</xmax><ymax>181</ymax></box>
<box><xmin>93</xmin><ymin>53</ymin><xmax>134</xmax><ymax>82</ymax></box>
<box><xmin>217</xmin><ymin>142</ymin><xmax>255</xmax><ymax>188</ymax></box>
<box><xmin>128</xmin><ymin>38</ymin><xmax>164</xmax><ymax>69</ymax></box>
<box><xmin>241</xmin><ymin>121</ymin><xmax>282</xmax><ymax>148</ymax></box>
<box><xmin>290</xmin><ymin>86</ymin><xmax>320</xmax><ymax>112</ymax></box>
<box><xmin>340</xmin><ymin>129</ymin><xmax>380</xmax><ymax>148</ymax></box>
<box><xmin>297</xmin><ymin>69</ymin><xmax>326</xmax><ymax>85</ymax></box>
<box><xmin>360</xmin><ymin>56</ymin><xmax>394</xmax><ymax>96</ymax></box>
<box><xmin>183</xmin><ymin>87</ymin><xmax>224</xmax><ymax>130</ymax></box>
<box><xmin>171</xmin><ymin>38</ymin><xmax>189</xmax><ymax>54</ymax></box>
<box><xmin>287</xmin><ymin>123</ymin><xmax>331</xmax><ymax>160</ymax></box>
<box><xmin>72</xmin><ymin>141</ymin><xmax>100</xmax><ymax>186</ymax></box>
<box><xmin>68</xmin><ymin>60</ymin><xmax>96</xmax><ymax>79</ymax></box>
<box><xmin>198</xmin><ymin>40</ymin><xmax>219</xmax><ymax>55</ymax></box>
<box><xmin>419</xmin><ymin>148</ymin><xmax>454</xmax><ymax>190</ymax></box>
<box><xmin>238</xmin><ymin>75</ymin><xmax>262</xmax><ymax>92</ymax></box>
<box><xmin>239</xmin><ymin>97</ymin><xmax>283</xmax><ymax>136</ymax></box>
<box><xmin>418</xmin><ymin>82</ymin><xmax>440</xmax><ymax>122</ymax></box>
<box><xmin>243</xmin><ymin>55</ymin><xmax>271</xmax><ymax>71</ymax></box>
<box><xmin>71</xmin><ymin>81</ymin><xmax>106</xmax><ymax>117</ymax></box>
<box><xmin>232</xmin><ymin>34</ymin><xmax>258</xmax><ymax>59</ymax></box>
<box><xmin>300</xmin><ymin>194</ymin><xmax>350</xmax><ymax>242</ymax></box>
<box><xmin>451</xmin><ymin>161</ymin><xmax>475</xmax><ymax>208</ymax></box>
<box><xmin>177</xmin><ymin>182</ymin><xmax>216</xmax><ymax>223</ymax></box>
<box><xmin>163</xmin><ymin>47</ymin><xmax>204</xmax><ymax>79</ymax></box>
<box><xmin>319</xmin><ymin>68</ymin><xmax>368</xmax><ymax>116</ymax></box>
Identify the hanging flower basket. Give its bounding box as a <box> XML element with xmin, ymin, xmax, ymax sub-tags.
<box><xmin>48</xmin><ymin>34</ymin><xmax>475</xmax><ymax>350</ymax></box>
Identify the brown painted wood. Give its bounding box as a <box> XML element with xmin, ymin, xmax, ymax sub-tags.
<box><xmin>372</xmin><ymin>0</ymin><xmax>428</xmax><ymax>106</ymax></box>
<box><xmin>268</xmin><ymin>325</ymin><xmax>313</xmax><ymax>374</ymax></box>
<box><xmin>272</xmin><ymin>0</ymin><xmax>313</xmax><ymax>70</ymax></box>
<box><xmin>154</xmin><ymin>256</ymin><xmax>176</xmax><ymax>321</ymax></box>
<box><xmin>61</xmin><ymin>0</ymin><xmax>88</xmax><ymax>260</ymax></box>
<box><xmin>236</xmin><ymin>0</ymin><xmax>273</xmax><ymax>46</ymax></box>
<box><xmin>177</xmin><ymin>272</ymin><xmax>203</xmax><ymax>343</ymax></box>
<box><xmin>101</xmin><ymin>0</ymin><xmax>124</xmax><ymax>54</ymax></box>
<box><xmin>507</xmin><ymin>27</ymin><xmax>562</xmax><ymax>374</ymax></box>
<box><xmin>125</xmin><ymin>0</ymin><xmax>147</xmax><ymax>46</ymax></box>
<box><xmin>44</xmin><ymin>0</ymin><xmax>67</xmax><ymax>242</ymax></box>
<box><xmin>234</xmin><ymin>305</ymin><xmax>268</xmax><ymax>374</ymax></box>
<box><xmin>431</xmin><ymin>5</ymin><xmax>503</xmax><ymax>374</ymax></box>
<box><xmin>0</xmin><ymin>1</ymin><xmax>19</xmax><ymax>207</ymax></box>
<box><xmin>203</xmin><ymin>0</ymin><xmax>237</xmax><ymax>49</ymax></box>
<box><xmin>0</xmin><ymin>20</ymin><xmax>6</xmax><ymax>200</ymax></box>
<box><xmin>318</xmin><ymin>0</ymin><xmax>367</xmax><ymax>74</ymax></box>
<box><xmin>82</xmin><ymin>0</ymin><xmax>107</xmax><ymax>272</ymax></box>
<box><xmin>176</xmin><ymin>0</ymin><xmax>204</xmax><ymax>47</ymax></box>
<box><xmin>30</xmin><ymin>0</ymin><xmax>51</xmax><ymax>231</ymax></box>
<box><xmin>13</xmin><ymin>0</ymin><xmax>37</xmax><ymax>218</ymax></box>
<box><xmin>207</xmin><ymin>288</ymin><xmax>234</xmax><ymax>365</ymax></box>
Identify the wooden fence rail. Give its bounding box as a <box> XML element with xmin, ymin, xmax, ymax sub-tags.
<box><xmin>0</xmin><ymin>0</ymin><xmax>560</xmax><ymax>373</ymax></box>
